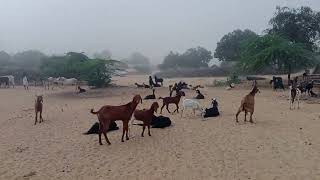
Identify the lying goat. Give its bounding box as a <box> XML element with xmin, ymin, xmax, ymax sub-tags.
<box><xmin>236</xmin><ymin>86</ymin><xmax>260</xmax><ymax>123</ymax></box>
<box><xmin>132</xmin><ymin>102</ymin><xmax>159</xmax><ymax>137</ymax></box>
<box><xmin>181</xmin><ymin>99</ymin><xmax>203</xmax><ymax>117</ymax></box>
<box><xmin>144</xmin><ymin>89</ymin><xmax>156</xmax><ymax>100</ymax></box>
<box><xmin>195</xmin><ymin>90</ymin><xmax>205</xmax><ymax>99</ymax></box>
<box><xmin>77</xmin><ymin>86</ymin><xmax>86</xmax><ymax>93</ymax></box>
<box><xmin>203</xmin><ymin>98</ymin><xmax>220</xmax><ymax>118</ymax></box>
<box><xmin>84</xmin><ymin>121</ymin><xmax>119</xmax><ymax>134</ymax></box>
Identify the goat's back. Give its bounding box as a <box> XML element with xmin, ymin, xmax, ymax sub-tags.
<box><xmin>97</xmin><ymin>104</ymin><xmax>134</xmax><ymax>121</ymax></box>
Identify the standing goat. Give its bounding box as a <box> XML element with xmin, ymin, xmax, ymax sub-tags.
<box><xmin>181</xmin><ymin>99</ymin><xmax>203</xmax><ymax>117</ymax></box>
<box><xmin>34</xmin><ymin>95</ymin><xmax>44</xmax><ymax>125</ymax></box>
<box><xmin>289</xmin><ymin>85</ymin><xmax>301</xmax><ymax>109</ymax></box>
<box><xmin>236</xmin><ymin>86</ymin><xmax>260</xmax><ymax>123</ymax></box>
<box><xmin>132</xmin><ymin>102</ymin><xmax>159</xmax><ymax>137</ymax></box>
<box><xmin>159</xmin><ymin>91</ymin><xmax>185</xmax><ymax>114</ymax></box>
<box><xmin>90</xmin><ymin>95</ymin><xmax>142</xmax><ymax>145</ymax></box>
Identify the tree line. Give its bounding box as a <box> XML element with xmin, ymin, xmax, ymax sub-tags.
<box><xmin>159</xmin><ymin>6</ymin><xmax>320</xmax><ymax>81</ymax></box>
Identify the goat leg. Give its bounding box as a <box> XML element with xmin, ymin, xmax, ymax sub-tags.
<box><xmin>34</xmin><ymin>112</ymin><xmax>38</xmax><ymax>125</ymax></box>
<box><xmin>148</xmin><ymin>125</ymin><xmax>151</xmax><ymax>136</ymax></box>
<box><xmin>103</xmin><ymin>132</ymin><xmax>111</xmax><ymax>145</ymax></box>
<box><xmin>141</xmin><ymin>125</ymin><xmax>145</xmax><ymax>137</ymax></box>
<box><xmin>40</xmin><ymin>111</ymin><xmax>43</xmax><ymax>123</ymax></box>
<box><xmin>244</xmin><ymin>111</ymin><xmax>247</xmax><ymax>122</ymax></box>
<box><xmin>99</xmin><ymin>123</ymin><xmax>103</xmax><ymax>145</ymax></box>
<box><xmin>235</xmin><ymin>110</ymin><xmax>240</xmax><ymax>123</ymax></box>
<box><xmin>160</xmin><ymin>104</ymin><xmax>165</xmax><ymax>114</ymax></box>
<box><xmin>249</xmin><ymin>113</ymin><xmax>254</xmax><ymax>123</ymax></box>
<box><xmin>125</xmin><ymin>123</ymin><xmax>129</xmax><ymax>140</ymax></box>
<box><xmin>166</xmin><ymin>104</ymin><xmax>171</xmax><ymax>114</ymax></box>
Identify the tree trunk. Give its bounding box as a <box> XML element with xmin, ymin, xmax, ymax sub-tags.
<box><xmin>287</xmin><ymin>65</ymin><xmax>291</xmax><ymax>86</ymax></box>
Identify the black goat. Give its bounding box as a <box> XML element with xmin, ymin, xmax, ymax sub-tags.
<box><xmin>144</xmin><ymin>89</ymin><xmax>156</xmax><ymax>99</ymax></box>
<box><xmin>203</xmin><ymin>99</ymin><xmax>220</xmax><ymax>118</ymax></box>
<box><xmin>84</xmin><ymin>121</ymin><xmax>119</xmax><ymax>135</ymax></box>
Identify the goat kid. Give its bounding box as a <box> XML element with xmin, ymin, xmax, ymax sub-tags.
<box><xmin>159</xmin><ymin>91</ymin><xmax>185</xmax><ymax>114</ymax></box>
<box><xmin>34</xmin><ymin>95</ymin><xmax>44</xmax><ymax>125</ymax></box>
<box><xmin>181</xmin><ymin>99</ymin><xmax>203</xmax><ymax>117</ymax></box>
<box><xmin>132</xmin><ymin>102</ymin><xmax>159</xmax><ymax>137</ymax></box>
<box><xmin>289</xmin><ymin>85</ymin><xmax>301</xmax><ymax>110</ymax></box>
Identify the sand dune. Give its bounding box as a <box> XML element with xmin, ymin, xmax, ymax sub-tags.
<box><xmin>0</xmin><ymin>76</ymin><xmax>320</xmax><ymax>180</ymax></box>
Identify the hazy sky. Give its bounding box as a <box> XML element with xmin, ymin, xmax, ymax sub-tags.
<box><xmin>0</xmin><ymin>0</ymin><xmax>319</xmax><ymax>64</ymax></box>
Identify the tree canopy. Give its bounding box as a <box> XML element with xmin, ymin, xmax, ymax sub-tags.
<box><xmin>238</xmin><ymin>34</ymin><xmax>317</xmax><ymax>80</ymax></box>
<box><xmin>214</xmin><ymin>29</ymin><xmax>258</xmax><ymax>62</ymax></box>
<box><xmin>159</xmin><ymin>46</ymin><xmax>212</xmax><ymax>70</ymax></box>
<box><xmin>93</xmin><ymin>49</ymin><xmax>112</xmax><ymax>60</ymax></box>
<box><xmin>268</xmin><ymin>6</ymin><xmax>320</xmax><ymax>51</ymax></box>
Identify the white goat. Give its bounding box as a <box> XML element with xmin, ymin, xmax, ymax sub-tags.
<box><xmin>289</xmin><ymin>85</ymin><xmax>301</xmax><ymax>109</ymax></box>
<box><xmin>181</xmin><ymin>99</ymin><xmax>204</xmax><ymax>117</ymax></box>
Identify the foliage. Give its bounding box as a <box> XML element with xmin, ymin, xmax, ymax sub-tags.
<box><xmin>238</xmin><ymin>34</ymin><xmax>317</xmax><ymax>80</ymax></box>
<box><xmin>93</xmin><ymin>49</ymin><xmax>112</xmax><ymax>60</ymax></box>
<box><xmin>0</xmin><ymin>51</ymin><xmax>11</xmax><ymax>66</ymax></box>
<box><xmin>41</xmin><ymin>52</ymin><xmax>115</xmax><ymax>88</ymax></box>
<box><xmin>214</xmin><ymin>29</ymin><xmax>258</xmax><ymax>62</ymax></box>
<box><xmin>124</xmin><ymin>52</ymin><xmax>151</xmax><ymax>74</ymax></box>
<box><xmin>12</xmin><ymin>50</ymin><xmax>47</xmax><ymax>70</ymax></box>
<box><xmin>268</xmin><ymin>6</ymin><xmax>320</xmax><ymax>51</ymax></box>
<box><xmin>159</xmin><ymin>46</ymin><xmax>212</xmax><ymax>70</ymax></box>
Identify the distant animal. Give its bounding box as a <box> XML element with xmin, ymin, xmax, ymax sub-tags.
<box><xmin>0</xmin><ymin>76</ymin><xmax>9</xmax><ymax>88</ymax></box>
<box><xmin>270</xmin><ymin>76</ymin><xmax>285</xmax><ymax>90</ymax></box>
<box><xmin>63</xmin><ymin>78</ymin><xmax>78</xmax><ymax>86</ymax></box>
<box><xmin>34</xmin><ymin>95</ymin><xmax>44</xmax><ymax>125</ymax></box>
<box><xmin>84</xmin><ymin>122</ymin><xmax>119</xmax><ymax>134</ymax></box>
<box><xmin>289</xmin><ymin>85</ymin><xmax>301</xmax><ymax>110</ymax></box>
<box><xmin>189</xmin><ymin>85</ymin><xmax>204</xmax><ymax>90</ymax></box>
<box><xmin>203</xmin><ymin>99</ymin><xmax>220</xmax><ymax>118</ymax></box>
<box><xmin>143</xmin><ymin>83</ymin><xmax>151</xmax><ymax>88</ymax></box>
<box><xmin>169</xmin><ymin>85</ymin><xmax>174</xmax><ymax>97</ymax></box>
<box><xmin>310</xmin><ymin>90</ymin><xmax>318</xmax><ymax>97</ymax></box>
<box><xmin>90</xmin><ymin>95</ymin><xmax>142</xmax><ymax>145</ymax></box>
<box><xmin>195</xmin><ymin>90</ymin><xmax>205</xmax><ymax>99</ymax></box>
<box><xmin>149</xmin><ymin>76</ymin><xmax>155</xmax><ymax>87</ymax></box>
<box><xmin>226</xmin><ymin>83</ymin><xmax>235</xmax><ymax>90</ymax></box>
<box><xmin>144</xmin><ymin>89</ymin><xmax>156</xmax><ymax>99</ymax></box>
<box><xmin>132</xmin><ymin>102</ymin><xmax>159</xmax><ymax>137</ymax></box>
<box><xmin>181</xmin><ymin>99</ymin><xmax>203</xmax><ymax>117</ymax></box>
<box><xmin>135</xmin><ymin>83</ymin><xmax>144</xmax><ymax>88</ymax></box>
<box><xmin>159</xmin><ymin>91</ymin><xmax>185</xmax><ymax>114</ymax></box>
<box><xmin>153</xmin><ymin>83</ymin><xmax>161</xmax><ymax>87</ymax></box>
<box><xmin>154</xmin><ymin>76</ymin><xmax>163</xmax><ymax>86</ymax></box>
<box><xmin>78</xmin><ymin>86</ymin><xmax>86</xmax><ymax>93</ymax></box>
<box><xmin>236</xmin><ymin>86</ymin><xmax>260</xmax><ymax>123</ymax></box>
<box><xmin>305</xmin><ymin>81</ymin><xmax>314</xmax><ymax>96</ymax></box>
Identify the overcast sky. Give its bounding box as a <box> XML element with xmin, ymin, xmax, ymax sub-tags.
<box><xmin>0</xmin><ymin>0</ymin><xmax>319</xmax><ymax>64</ymax></box>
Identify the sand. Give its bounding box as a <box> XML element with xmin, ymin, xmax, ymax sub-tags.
<box><xmin>0</xmin><ymin>75</ymin><xmax>320</xmax><ymax>180</ymax></box>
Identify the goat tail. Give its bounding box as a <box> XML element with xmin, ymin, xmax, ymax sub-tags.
<box><xmin>90</xmin><ymin>109</ymin><xmax>99</xmax><ymax>114</ymax></box>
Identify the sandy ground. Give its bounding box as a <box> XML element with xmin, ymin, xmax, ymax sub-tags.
<box><xmin>1</xmin><ymin>75</ymin><xmax>320</xmax><ymax>180</ymax></box>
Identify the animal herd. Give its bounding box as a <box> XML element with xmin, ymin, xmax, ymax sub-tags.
<box><xmin>1</xmin><ymin>74</ymin><xmax>317</xmax><ymax>147</ymax></box>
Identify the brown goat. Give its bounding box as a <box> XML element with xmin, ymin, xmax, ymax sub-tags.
<box><xmin>133</xmin><ymin>102</ymin><xmax>159</xmax><ymax>137</ymax></box>
<box><xmin>34</xmin><ymin>95</ymin><xmax>43</xmax><ymax>125</ymax></box>
<box><xmin>90</xmin><ymin>95</ymin><xmax>142</xmax><ymax>145</ymax></box>
<box><xmin>236</xmin><ymin>86</ymin><xmax>260</xmax><ymax>123</ymax></box>
<box><xmin>159</xmin><ymin>91</ymin><xmax>185</xmax><ymax>114</ymax></box>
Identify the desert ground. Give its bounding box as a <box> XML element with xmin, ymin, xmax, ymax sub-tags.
<box><xmin>1</xmin><ymin>75</ymin><xmax>320</xmax><ymax>180</ymax></box>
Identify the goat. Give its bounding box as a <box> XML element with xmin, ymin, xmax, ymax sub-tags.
<box><xmin>236</xmin><ymin>86</ymin><xmax>260</xmax><ymax>123</ymax></box>
<box><xmin>195</xmin><ymin>90</ymin><xmax>205</xmax><ymax>99</ymax></box>
<box><xmin>135</xmin><ymin>83</ymin><xmax>144</xmax><ymax>88</ymax></box>
<box><xmin>34</xmin><ymin>95</ymin><xmax>44</xmax><ymax>125</ymax></box>
<box><xmin>132</xmin><ymin>102</ymin><xmax>159</xmax><ymax>137</ymax></box>
<box><xmin>289</xmin><ymin>85</ymin><xmax>301</xmax><ymax>110</ymax></box>
<box><xmin>84</xmin><ymin>122</ymin><xmax>119</xmax><ymax>134</ymax></box>
<box><xmin>77</xmin><ymin>86</ymin><xmax>86</xmax><ymax>93</ymax></box>
<box><xmin>154</xmin><ymin>76</ymin><xmax>163</xmax><ymax>86</ymax></box>
<box><xmin>203</xmin><ymin>98</ymin><xmax>220</xmax><ymax>118</ymax></box>
<box><xmin>90</xmin><ymin>95</ymin><xmax>142</xmax><ymax>145</ymax></box>
<box><xmin>133</xmin><ymin>115</ymin><xmax>172</xmax><ymax>128</ymax></box>
<box><xmin>306</xmin><ymin>81</ymin><xmax>314</xmax><ymax>96</ymax></box>
<box><xmin>159</xmin><ymin>91</ymin><xmax>185</xmax><ymax>114</ymax></box>
<box><xmin>181</xmin><ymin>99</ymin><xmax>203</xmax><ymax>117</ymax></box>
<box><xmin>23</xmin><ymin>76</ymin><xmax>29</xmax><ymax>90</ymax></box>
<box><xmin>149</xmin><ymin>76</ymin><xmax>155</xmax><ymax>87</ymax></box>
<box><xmin>143</xmin><ymin>83</ymin><xmax>151</xmax><ymax>88</ymax></box>
<box><xmin>0</xmin><ymin>76</ymin><xmax>9</xmax><ymax>88</ymax></box>
<box><xmin>270</xmin><ymin>76</ymin><xmax>285</xmax><ymax>90</ymax></box>
<box><xmin>189</xmin><ymin>85</ymin><xmax>204</xmax><ymax>90</ymax></box>
<box><xmin>144</xmin><ymin>89</ymin><xmax>156</xmax><ymax>99</ymax></box>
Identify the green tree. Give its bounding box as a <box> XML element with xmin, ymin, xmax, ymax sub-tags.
<box><xmin>0</xmin><ymin>51</ymin><xmax>11</xmax><ymax>66</ymax></box>
<box><xmin>238</xmin><ymin>34</ymin><xmax>317</xmax><ymax>82</ymax></box>
<box><xmin>268</xmin><ymin>6</ymin><xmax>320</xmax><ymax>51</ymax></box>
<box><xmin>214</xmin><ymin>29</ymin><xmax>258</xmax><ymax>62</ymax></box>
<box><xmin>159</xmin><ymin>46</ymin><xmax>212</xmax><ymax>70</ymax></box>
<box><xmin>41</xmin><ymin>52</ymin><xmax>116</xmax><ymax>88</ymax></box>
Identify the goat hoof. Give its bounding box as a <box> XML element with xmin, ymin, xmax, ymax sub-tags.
<box><xmin>126</xmin><ymin>137</ymin><xmax>129</xmax><ymax>140</ymax></box>
<box><xmin>99</xmin><ymin>143</ymin><xmax>103</xmax><ymax>145</ymax></box>
<box><xmin>149</xmin><ymin>134</ymin><xmax>151</xmax><ymax>136</ymax></box>
<box><xmin>121</xmin><ymin>140</ymin><xmax>124</xmax><ymax>142</ymax></box>
<box><xmin>107</xmin><ymin>142</ymin><xmax>111</xmax><ymax>145</ymax></box>
<box><xmin>250</xmin><ymin>121</ymin><xmax>254</xmax><ymax>123</ymax></box>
